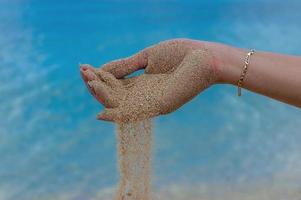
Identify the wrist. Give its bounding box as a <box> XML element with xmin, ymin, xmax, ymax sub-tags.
<box><xmin>205</xmin><ymin>42</ymin><xmax>246</xmax><ymax>85</ymax></box>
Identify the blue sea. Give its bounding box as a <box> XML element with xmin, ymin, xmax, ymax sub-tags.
<box><xmin>0</xmin><ymin>0</ymin><xmax>301</xmax><ymax>199</ymax></box>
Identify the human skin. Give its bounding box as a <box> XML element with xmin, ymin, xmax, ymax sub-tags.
<box><xmin>80</xmin><ymin>39</ymin><xmax>301</xmax><ymax>122</ymax></box>
<box><xmin>210</xmin><ymin>42</ymin><xmax>301</xmax><ymax>107</ymax></box>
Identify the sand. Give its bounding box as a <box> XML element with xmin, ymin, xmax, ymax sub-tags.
<box><xmin>115</xmin><ymin>120</ymin><xmax>152</xmax><ymax>200</ymax></box>
<box><xmin>80</xmin><ymin>39</ymin><xmax>219</xmax><ymax>200</ymax></box>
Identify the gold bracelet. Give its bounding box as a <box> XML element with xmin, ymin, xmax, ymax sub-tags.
<box><xmin>237</xmin><ymin>49</ymin><xmax>255</xmax><ymax>96</ymax></box>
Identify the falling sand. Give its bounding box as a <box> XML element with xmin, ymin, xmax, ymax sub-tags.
<box><xmin>115</xmin><ymin>120</ymin><xmax>152</xmax><ymax>200</ymax></box>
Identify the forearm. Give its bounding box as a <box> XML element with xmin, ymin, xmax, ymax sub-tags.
<box><xmin>208</xmin><ymin>42</ymin><xmax>301</xmax><ymax>108</ymax></box>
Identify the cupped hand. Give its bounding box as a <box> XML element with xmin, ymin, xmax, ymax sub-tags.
<box><xmin>80</xmin><ymin>39</ymin><xmax>220</xmax><ymax>122</ymax></box>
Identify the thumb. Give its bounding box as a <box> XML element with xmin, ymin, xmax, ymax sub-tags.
<box><xmin>101</xmin><ymin>51</ymin><xmax>148</xmax><ymax>79</ymax></box>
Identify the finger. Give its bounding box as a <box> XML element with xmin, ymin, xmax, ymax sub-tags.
<box><xmin>95</xmin><ymin>69</ymin><xmax>122</xmax><ymax>88</ymax></box>
<box><xmin>80</xmin><ymin>64</ymin><xmax>99</xmax><ymax>98</ymax></box>
<box><xmin>88</xmin><ymin>80</ymin><xmax>119</xmax><ymax>108</ymax></box>
<box><xmin>80</xmin><ymin>64</ymin><xmax>98</xmax><ymax>82</ymax></box>
<box><xmin>101</xmin><ymin>51</ymin><xmax>148</xmax><ymax>78</ymax></box>
<box><xmin>96</xmin><ymin>108</ymin><xmax>118</xmax><ymax>121</ymax></box>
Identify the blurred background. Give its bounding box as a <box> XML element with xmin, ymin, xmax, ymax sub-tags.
<box><xmin>0</xmin><ymin>0</ymin><xmax>301</xmax><ymax>199</ymax></box>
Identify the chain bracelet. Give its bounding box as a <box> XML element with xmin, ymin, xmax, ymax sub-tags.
<box><xmin>237</xmin><ymin>49</ymin><xmax>255</xmax><ymax>96</ymax></box>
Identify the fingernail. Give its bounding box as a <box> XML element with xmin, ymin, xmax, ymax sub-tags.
<box><xmin>81</xmin><ymin>65</ymin><xmax>88</xmax><ymax>71</ymax></box>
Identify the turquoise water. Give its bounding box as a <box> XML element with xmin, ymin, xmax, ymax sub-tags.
<box><xmin>0</xmin><ymin>0</ymin><xmax>301</xmax><ymax>199</ymax></box>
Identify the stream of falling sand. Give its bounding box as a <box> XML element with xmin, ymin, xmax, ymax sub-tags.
<box><xmin>115</xmin><ymin>119</ymin><xmax>152</xmax><ymax>200</ymax></box>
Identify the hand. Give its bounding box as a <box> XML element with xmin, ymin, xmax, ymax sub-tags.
<box><xmin>80</xmin><ymin>39</ymin><xmax>221</xmax><ymax>122</ymax></box>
